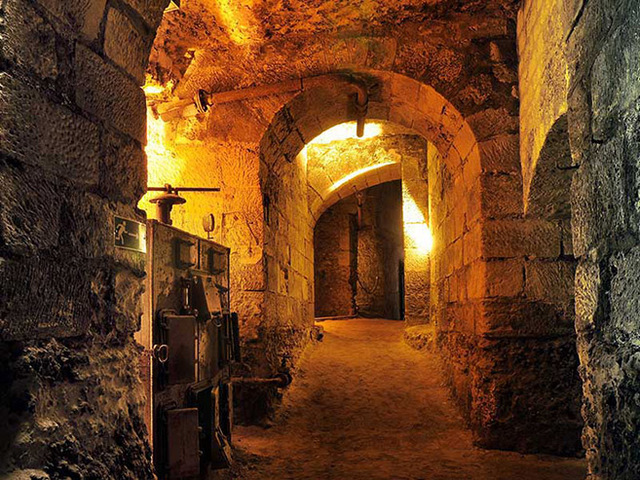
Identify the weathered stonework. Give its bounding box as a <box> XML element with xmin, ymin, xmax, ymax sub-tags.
<box><xmin>5</xmin><ymin>0</ymin><xmax>638</xmax><ymax>475</ymax></box>
<box><xmin>0</xmin><ymin>0</ymin><xmax>164</xmax><ymax>476</ymax></box>
<box><xmin>314</xmin><ymin>198</ymin><xmax>357</xmax><ymax>318</ymax></box>
<box><xmin>519</xmin><ymin>0</ymin><xmax>640</xmax><ymax>476</ymax></box>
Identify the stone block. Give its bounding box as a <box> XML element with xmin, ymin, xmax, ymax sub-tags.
<box><xmin>388</xmin><ymin>101</ymin><xmax>415</xmax><ymax>129</ymax></box>
<box><xmin>104</xmin><ymin>7</ymin><xmax>151</xmax><ymax>85</ymax></box>
<box><xmin>99</xmin><ymin>131</ymin><xmax>146</xmax><ymax>203</ymax></box>
<box><xmin>467</xmin><ymin>108</ymin><xmax>518</xmax><ymax>142</ymax></box>
<box><xmin>590</xmin><ymin>2</ymin><xmax>640</xmax><ymax>142</ymax></box>
<box><xmin>525</xmin><ymin>259</ymin><xmax>576</xmax><ymax>303</ymax></box>
<box><xmin>609</xmin><ymin>247</ymin><xmax>640</xmax><ymax>344</ymax></box>
<box><xmin>0</xmin><ymin>73</ymin><xmax>100</xmax><ymax>184</ymax></box>
<box><xmin>75</xmin><ymin>45</ymin><xmax>146</xmax><ymax>142</ymax></box>
<box><xmin>471</xmin><ymin>335</ymin><xmax>582</xmax><ymax>455</ymax></box>
<box><xmin>482</xmin><ymin>219</ymin><xmax>561</xmax><ymax>259</ymax></box>
<box><xmin>0</xmin><ymin>0</ymin><xmax>58</xmax><ymax>79</ymax></box>
<box><xmin>485</xmin><ymin>259</ymin><xmax>524</xmax><ymax>298</ymax></box>
<box><xmin>477</xmin><ymin>298</ymin><xmax>573</xmax><ymax>338</ymax></box>
<box><xmin>390</xmin><ymin>76</ymin><xmax>420</xmax><ymax>103</ymax></box>
<box><xmin>36</xmin><ymin>0</ymin><xmax>107</xmax><ymax>41</ymax></box>
<box><xmin>570</xmin><ymin>136</ymin><xmax>630</xmax><ymax>258</ymax></box>
<box><xmin>574</xmin><ymin>258</ymin><xmax>601</xmax><ymax>334</ymax></box>
<box><xmin>478</xmin><ymin>134</ymin><xmax>520</xmax><ymax>173</ymax></box>
<box><xmin>57</xmin><ymin>191</ymin><xmax>116</xmax><ymax>259</ymax></box>
<box><xmin>480</xmin><ymin>174</ymin><xmax>523</xmax><ymax>217</ymax></box>
<box><xmin>0</xmin><ymin>255</ymin><xmax>93</xmax><ymax>340</ymax></box>
<box><xmin>0</xmin><ymin>161</ymin><xmax>61</xmax><ymax>254</ymax></box>
<box><xmin>122</xmin><ymin>0</ymin><xmax>169</xmax><ymax>29</ymax></box>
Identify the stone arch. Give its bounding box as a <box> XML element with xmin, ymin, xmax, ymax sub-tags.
<box><xmin>259</xmin><ymin>70</ymin><xmax>480</xmax><ymax>178</ymax></box>
<box><xmin>257</xmin><ymin>69</ymin><xmax>583</xmax><ymax>454</ymax></box>
<box><xmin>312</xmin><ymin>161</ymin><xmax>402</xmax><ymax>221</ymax></box>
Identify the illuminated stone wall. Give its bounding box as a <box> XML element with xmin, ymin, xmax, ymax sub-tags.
<box><xmin>402</xmin><ymin>145</ymin><xmax>432</xmax><ymax>325</ymax></box>
<box><xmin>1</xmin><ymin>0</ymin><xmax>615</xmax><ymax>472</ymax></box>
<box><xmin>517</xmin><ymin>0</ymin><xmax>577</xmax><ymax>206</ymax></box>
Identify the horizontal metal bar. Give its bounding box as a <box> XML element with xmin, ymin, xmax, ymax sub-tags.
<box><xmin>147</xmin><ymin>186</ymin><xmax>221</xmax><ymax>192</ymax></box>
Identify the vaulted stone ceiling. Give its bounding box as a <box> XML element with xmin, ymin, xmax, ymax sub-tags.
<box><xmin>149</xmin><ymin>0</ymin><xmax>519</xmax><ymax>105</ymax></box>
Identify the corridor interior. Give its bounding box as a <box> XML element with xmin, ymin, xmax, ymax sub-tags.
<box><xmin>2</xmin><ymin>0</ymin><xmax>640</xmax><ymax>479</ymax></box>
<box><xmin>230</xmin><ymin>319</ymin><xmax>585</xmax><ymax>480</ymax></box>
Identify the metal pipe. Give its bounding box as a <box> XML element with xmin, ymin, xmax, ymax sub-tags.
<box><xmin>157</xmin><ymin>74</ymin><xmax>369</xmax><ymax>132</ymax></box>
<box><xmin>231</xmin><ymin>372</ymin><xmax>292</xmax><ymax>388</ymax></box>
<box><xmin>315</xmin><ymin>314</ymin><xmax>358</xmax><ymax>321</ymax></box>
<box><xmin>147</xmin><ymin>186</ymin><xmax>221</xmax><ymax>192</ymax></box>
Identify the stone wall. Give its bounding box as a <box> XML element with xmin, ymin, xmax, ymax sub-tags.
<box><xmin>0</xmin><ymin>0</ymin><xmax>168</xmax><ymax>476</ymax></box>
<box><xmin>356</xmin><ymin>182</ymin><xmax>404</xmax><ymax>319</ymax></box>
<box><xmin>519</xmin><ymin>0</ymin><xmax>640</xmax><ymax>474</ymax></box>
<box><xmin>314</xmin><ymin>198</ymin><xmax>357</xmax><ymax>318</ymax></box>
<box><xmin>402</xmin><ymin>143</ymin><xmax>431</xmax><ymax>325</ymax></box>
<box><xmin>517</xmin><ymin>0</ymin><xmax>577</xmax><ymax>206</ymax></box>
<box><xmin>566</xmin><ymin>1</ymin><xmax>640</xmax><ymax>477</ymax></box>
<box><xmin>314</xmin><ymin>182</ymin><xmax>404</xmax><ymax>320</ymax></box>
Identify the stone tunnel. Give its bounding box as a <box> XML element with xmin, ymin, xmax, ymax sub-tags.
<box><xmin>1</xmin><ymin>0</ymin><xmax>639</xmax><ymax>479</ymax></box>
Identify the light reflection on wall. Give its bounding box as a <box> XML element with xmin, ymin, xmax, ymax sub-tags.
<box><xmin>327</xmin><ymin>161</ymin><xmax>396</xmax><ymax>194</ymax></box>
<box><xmin>403</xmin><ymin>194</ymin><xmax>433</xmax><ymax>255</ymax></box>
<box><xmin>309</xmin><ymin>121</ymin><xmax>383</xmax><ymax>144</ymax></box>
<box><xmin>138</xmin><ymin>106</ymin><xmax>188</xmax><ymax>218</ymax></box>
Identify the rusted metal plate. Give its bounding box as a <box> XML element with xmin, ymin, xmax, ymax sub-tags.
<box><xmin>167</xmin><ymin>408</ymin><xmax>200</xmax><ymax>479</ymax></box>
<box><xmin>165</xmin><ymin>314</ymin><xmax>196</xmax><ymax>385</ymax></box>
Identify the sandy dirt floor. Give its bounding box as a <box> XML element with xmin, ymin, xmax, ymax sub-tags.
<box><xmin>229</xmin><ymin>319</ymin><xmax>586</xmax><ymax>480</ymax></box>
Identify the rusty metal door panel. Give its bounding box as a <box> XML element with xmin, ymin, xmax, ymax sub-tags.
<box><xmin>147</xmin><ymin>221</ymin><xmax>234</xmax><ymax>478</ymax></box>
<box><xmin>165</xmin><ymin>314</ymin><xmax>196</xmax><ymax>385</ymax></box>
<box><xmin>167</xmin><ymin>408</ymin><xmax>200</xmax><ymax>479</ymax></box>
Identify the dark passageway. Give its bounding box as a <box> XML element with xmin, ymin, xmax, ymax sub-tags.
<box><xmin>230</xmin><ymin>319</ymin><xmax>586</xmax><ymax>480</ymax></box>
<box><xmin>3</xmin><ymin>0</ymin><xmax>640</xmax><ymax>478</ymax></box>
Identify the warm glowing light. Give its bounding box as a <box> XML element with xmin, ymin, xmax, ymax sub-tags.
<box><xmin>138</xmin><ymin>108</ymin><xmax>187</xmax><ymax>216</ymax></box>
<box><xmin>403</xmin><ymin>195</ymin><xmax>433</xmax><ymax>254</ymax></box>
<box><xmin>404</xmin><ymin>222</ymin><xmax>433</xmax><ymax>253</ymax></box>
<box><xmin>328</xmin><ymin>162</ymin><xmax>396</xmax><ymax>193</ymax></box>
<box><xmin>309</xmin><ymin>122</ymin><xmax>383</xmax><ymax>144</ymax></box>
<box><xmin>143</xmin><ymin>84</ymin><xmax>165</xmax><ymax>95</ymax></box>
<box><xmin>214</xmin><ymin>0</ymin><xmax>259</xmax><ymax>45</ymax></box>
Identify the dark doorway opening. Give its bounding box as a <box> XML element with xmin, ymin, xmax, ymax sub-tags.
<box><xmin>314</xmin><ymin>181</ymin><xmax>404</xmax><ymax>319</ymax></box>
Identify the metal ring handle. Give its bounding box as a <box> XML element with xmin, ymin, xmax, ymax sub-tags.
<box><xmin>153</xmin><ymin>344</ymin><xmax>169</xmax><ymax>364</ymax></box>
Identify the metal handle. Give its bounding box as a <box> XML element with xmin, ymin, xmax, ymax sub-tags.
<box><xmin>153</xmin><ymin>344</ymin><xmax>169</xmax><ymax>363</ymax></box>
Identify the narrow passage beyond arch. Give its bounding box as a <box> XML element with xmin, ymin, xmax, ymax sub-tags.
<box><xmin>230</xmin><ymin>319</ymin><xmax>586</xmax><ymax>480</ymax></box>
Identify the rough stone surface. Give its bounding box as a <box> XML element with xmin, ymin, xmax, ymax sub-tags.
<box><xmin>6</xmin><ymin>0</ymin><xmax>632</xmax><ymax>474</ymax></box>
<box><xmin>314</xmin><ymin>197</ymin><xmax>356</xmax><ymax>318</ymax></box>
<box><xmin>0</xmin><ymin>73</ymin><xmax>100</xmax><ymax>185</ymax></box>
<box><xmin>104</xmin><ymin>7</ymin><xmax>151</xmax><ymax>85</ymax></box>
<box><xmin>521</xmin><ymin>0</ymin><xmax>640</xmax><ymax>476</ymax></box>
<box><xmin>0</xmin><ymin>0</ymin><xmax>59</xmax><ymax>79</ymax></box>
<box><xmin>75</xmin><ymin>45</ymin><xmax>147</xmax><ymax>142</ymax></box>
<box><xmin>0</xmin><ymin>0</ymin><xmax>153</xmax><ymax>475</ymax></box>
<box><xmin>35</xmin><ymin>0</ymin><xmax>107</xmax><ymax>41</ymax></box>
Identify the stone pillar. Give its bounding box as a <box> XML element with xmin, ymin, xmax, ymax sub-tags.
<box><xmin>401</xmin><ymin>145</ymin><xmax>432</xmax><ymax>325</ymax></box>
<box><xmin>0</xmin><ymin>0</ymin><xmax>169</xmax><ymax>477</ymax></box>
<box><xmin>565</xmin><ymin>1</ymin><xmax>640</xmax><ymax>477</ymax></box>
